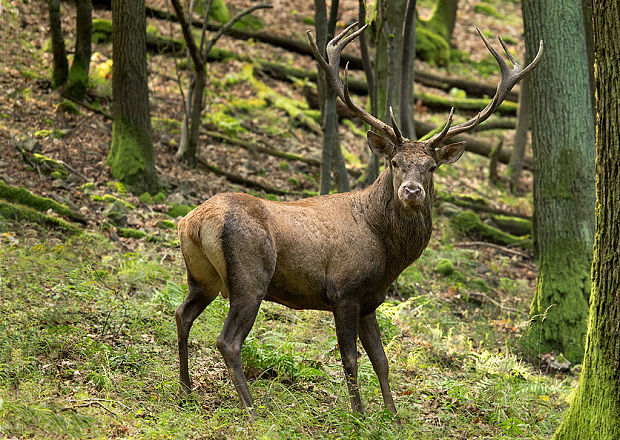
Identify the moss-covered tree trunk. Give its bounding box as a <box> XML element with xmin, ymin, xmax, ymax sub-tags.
<box><xmin>553</xmin><ymin>1</ymin><xmax>620</xmax><ymax>437</ymax></box>
<box><xmin>521</xmin><ymin>0</ymin><xmax>595</xmax><ymax>363</ymax></box>
<box><xmin>67</xmin><ymin>0</ymin><xmax>92</xmax><ymax>99</ymax></box>
<box><xmin>48</xmin><ymin>0</ymin><xmax>68</xmax><ymax>89</ymax></box>
<box><xmin>425</xmin><ymin>0</ymin><xmax>458</xmax><ymax>42</ymax></box>
<box><xmin>106</xmin><ymin>0</ymin><xmax>158</xmax><ymax>193</ymax></box>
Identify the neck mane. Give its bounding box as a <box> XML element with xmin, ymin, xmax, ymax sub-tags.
<box><xmin>354</xmin><ymin>168</ymin><xmax>434</xmax><ymax>279</ymax></box>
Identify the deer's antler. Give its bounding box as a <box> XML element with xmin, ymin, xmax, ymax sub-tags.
<box><xmin>307</xmin><ymin>25</ymin><xmax>543</xmax><ymax>152</ymax></box>
<box><xmin>307</xmin><ymin>23</ymin><xmax>402</xmax><ymax>145</ymax></box>
<box><xmin>422</xmin><ymin>29</ymin><xmax>543</xmax><ymax>151</ymax></box>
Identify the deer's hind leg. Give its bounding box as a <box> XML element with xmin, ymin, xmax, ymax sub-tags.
<box><xmin>176</xmin><ymin>256</ymin><xmax>222</xmax><ymax>395</ymax></box>
<box><xmin>216</xmin><ymin>214</ymin><xmax>276</xmax><ymax>416</ymax></box>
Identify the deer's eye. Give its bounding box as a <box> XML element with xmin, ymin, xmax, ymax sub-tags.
<box><xmin>391</xmin><ymin>159</ymin><xmax>399</xmax><ymax>168</ymax></box>
<box><xmin>429</xmin><ymin>165</ymin><xmax>437</xmax><ymax>173</ymax></box>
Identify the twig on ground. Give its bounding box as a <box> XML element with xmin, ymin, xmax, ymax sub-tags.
<box><xmin>467</xmin><ymin>290</ymin><xmax>525</xmax><ymax>315</ymax></box>
<box><xmin>454</xmin><ymin>241</ymin><xmax>531</xmax><ymax>259</ymax></box>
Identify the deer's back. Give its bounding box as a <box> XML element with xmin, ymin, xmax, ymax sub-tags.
<box><xmin>179</xmin><ymin>192</ymin><xmax>390</xmax><ymax>311</ymax></box>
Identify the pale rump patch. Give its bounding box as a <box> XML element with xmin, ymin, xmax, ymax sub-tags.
<box><xmin>178</xmin><ymin>199</ymin><xmax>229</xmax><ymax>298</ymax></box>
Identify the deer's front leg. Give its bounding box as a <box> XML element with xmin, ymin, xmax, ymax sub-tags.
<box><xmin>359</xmin><ymin>311</ymin><xmax>397</xmax><ymax>414</ymax></box>
<box><xmin>333</xmin><ymin>302</ymin><xmax>363</xmax><ymax>414</ymax></box>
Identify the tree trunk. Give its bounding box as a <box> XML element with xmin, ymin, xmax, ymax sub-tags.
<box><xmin>185</xmin><ymin>66</ymin><xmax>206</xmax><ymax>165</ymax></box>
<box><xmin>506</xmin><ymin>76</ymin><xmax>530</xmax><ymax>193</ymax></box>
<box><xmin>581</xmin><ymin>0</ymin><xmax>596</xmax><ymax>122</ymax></box>
<box><xmin>521</xmin><ymin>0</ymin><xmax>595</xmax><ymax>363</ymax></box>
<box><xmin>553</xmin><ymin>1</ymin><xmax>620</xmax><ymax>437</ymax></box>
<box><xmin>425</xmin><ymin>0</ymin><xmax>458</xmax><ymax>42</ymax></box>
<box><xmin>398</xmin><ymin>0</ymin><xmax>417</xmax><ymax>140</ymax></box>
<box><xmin>314</xmin><ymin>0</ymin><xmax>349</xmax><ymax>194</ymax></box>
<box><xmin>67</xmin><ymin>0</ymin><xmax>92</xmax><ymax>99</ymax></box>
<box><xmin>48</xmin><ymin>0</ymin><xmax>68</xmax><ymax>89</ymax></box>
<box><xmin>106</xmin><ymin>0</ymin><xmax>158</xmax><ymax>193</ymax></box>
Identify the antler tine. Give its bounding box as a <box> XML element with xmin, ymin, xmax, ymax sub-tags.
<box><xmin>420</xmin><ymin>29</ymin><xmax>544</xmax><ymax>146</ymax></box>
<box><xmin>425</xmin><ymin>107</ymin><xmax>455</xmax><ymax>150</ymax></box>
<box><xmin>389</xmin><ymin>106</ymin><xmax>404</xmax><ymax>144</ymax></box>
<box><xmin>307</xmin><ymin>24</ymin><xmax>399</xmax><ymax>144</ymax></box>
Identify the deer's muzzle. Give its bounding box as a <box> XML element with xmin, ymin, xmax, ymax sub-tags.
<box><xmin>398</xmin><ymin>182</ymin><xmax>425</xmax><ymax>207</ymax></box>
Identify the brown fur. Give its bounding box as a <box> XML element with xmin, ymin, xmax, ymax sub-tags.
<box><xmin>175</xmin><ymin>139</ymin><xmax>463</xmax><ymax>416</ymax></box>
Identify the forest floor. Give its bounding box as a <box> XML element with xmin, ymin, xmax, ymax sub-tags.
<box><xmin>0</xmin><ymin>0</ymin><xmax>576</xmax><ymax>438</ymax></box>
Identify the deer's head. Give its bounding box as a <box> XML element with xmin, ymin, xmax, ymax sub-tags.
<box><xmin>308</xmin><ymin>24</ymin><xmax>543</xmax><ymax>208</ymax></box>
<box><xmin>367</xmin><ymin>122</ymin><xmax>465</xmax><ymax>208</ymax></box>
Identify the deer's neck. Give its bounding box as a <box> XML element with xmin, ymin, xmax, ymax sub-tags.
<box><xmin>356</xmin><ymin>169</ymin><xmax>434</xmax><ymax>278</ymax></box>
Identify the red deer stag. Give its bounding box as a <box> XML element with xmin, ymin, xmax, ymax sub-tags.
<box><xmin>176</xmin><ymin>24</ymin><xmax>543</xmax><ymax>416</ymax></box>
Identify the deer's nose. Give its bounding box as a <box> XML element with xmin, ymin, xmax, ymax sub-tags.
<box><xmin>399</xmin><ymin>182</ymin><xmax>425</xmax><ymax>206</ymax></box>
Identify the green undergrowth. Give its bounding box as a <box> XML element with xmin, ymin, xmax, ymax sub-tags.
<box><xmin>0</xmin><ymin>218</ymin><xmax>573</xmax><ymax>439</ymax></box>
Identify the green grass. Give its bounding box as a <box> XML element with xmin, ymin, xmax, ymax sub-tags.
<box><xmin>0</xmin><ymin>219</ymin><xmax>574</xmax><ymax>439</ymax></box>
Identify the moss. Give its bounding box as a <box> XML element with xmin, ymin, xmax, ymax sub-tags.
<box><xmin>91</xmin><ymin>194</ymin><xmax>135</xmax><ymax>210</ymax></box>
<box><xmin>117</xmin><ymin>227</ymin><xmax>147</xmax><ymax>239</ymax></box>
<box><xmin>31</xmin><ymin>153</ymin><xmax>68</xmax><ymax>178</ymax></box>
<box><xmin>33</xmin><ymin>129</ymin><xmax>65</xmax><ymax>139</ymax></box>
<box><xmin>468</xmin><ymin>277</ymin><xmax>491</xmax><ymax>293</ymax></box>
<box><xmin>341</xmin><ymin>119</ymin><xmax>366</xmax><ymax>138</ymax></box>
<box><xmin>205</xmin><ymin>105</ymin><xmax>246</xmax><ymax>135</ymax></box>
<box><xmin>0</xmin><ymin>200</ymin><xmax>79</xmax><ymax>232</ymax></box>
<box><xmin>106</xmin><ymin>117</ymin><xmax>155</xmax><ymax>191</ymax></box>
<box><xmin>521</xmin><ymin>238</ymin><xmax>591</xmax><ymax>364</ymax></box>
<box><xmin>229</xmin><ymin>97</ymin><xmax>268</xmax><ymax>113</ymax></box>
<box><xmin>79</xmin><ymin>182</ymin><xmax>95</xmax><ymax>191</ymax></box>
<box><xmin>418</xmin><ymin>92</ymin><xmax>518</xmax><ymax>116</ymax></box>
<box><xmin>288</xmin><ymin>177</ymin><xmax>299</xmax><ymax>186</ymax></box>
<box><xmin>66</xmin><ymin>56</ymin><xmax>89</xmax><ymax>100</ymax></box>
<box><xmin>168</xmin><ymin>204</ymin><xmax>194</xmax><ymax>218</ymax></box>
<box><xmin>474</xmin><ymin>3</ymin><xmax>502</xmax><ymax>18</ymax></box>
<box><xmin>451</xmin><ymin>270</ymin><xmax>467</xmax><ymax>284</ymax></box>
<box><xmin>156</xmin><ymin>219</ymin><xmax>176</xmax><ymax>229</ymax></box>
<box><xmin>416</xmin><ymin>27</ymin><xmax>451</xmax><ymax>66</ymax></box>
<box><xmin>232</xmin><ymin>13</ymin><xmax>264</xmax><ymax>31</ymax></box>
<box><xmin>302</xmin><ymin>16</ymin><xmax>314</xmax><ymax>25</ymax></box>
<box><xmin>501</xmin><ymin>35</ymin><xmax>518</xmax><ymax>45</ymax></box>
<box><xmin>451</xmin><ymin>210</ymin><xmax>532</xmax><ymax>248</ymax></box>
<box><xmin>56</xmin><ymin>99</ymin><xmax>80</xmax><ymax>115</ymax></box>
<box><xmin>491</xmin><ymin>214</ymin><xmax>532</xmax><ymax>236</ymax></box>
<box><xmin>0</xmin><ymin>179</ymin><xmax>83</xmax><ymax>223</ymax></box>
<box><xmin>153</xmin><ymin>192</ymin><xmax>166</xmax><ymax>203</ymax></box>
<box><xmin>265</xmin><ymin>194</ymin><xmax>279</xmax><ymax>202</ymax></box>
<box><xmin>92</xmin><ymin>18</ymin><xmax>112</xmax><ymax>44</ymax></box>
<box><xmin>139</xmin><ymin>192</ymin><xmax>153</xmax><ymax>204</ymax></box>
<box><xmin>235</xmin><ymin>64</ymin><xmax>321</xmax><ymax>134</ymax></box>
<box><xmin>448</xmin><ymin>87</ymin><xmax>467</xmax><ymax>99</ymax></box>
<box><xmin>435</xmin><ymin>259</ymin><xmax>455</xmax><ymax>276</ymax></box>
<box><xmin>279</xmin><ymin>161</ymin><xmax>289</xmax><ymax>171</ymax></box>
<box><xmin>340</xmin><ymin>146</ymin><xmax>361</xmax><ymax>169</ymax></box>
<box><xmin>195</xmin><ymin>0</ymin><xmax>231</xmax><ymax>23</ymax></box>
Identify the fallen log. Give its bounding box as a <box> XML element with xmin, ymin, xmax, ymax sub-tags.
<box><xmin>197</xmin><ymin>157</ymin><xmax>313</xmax><ymax>197</ymax></box>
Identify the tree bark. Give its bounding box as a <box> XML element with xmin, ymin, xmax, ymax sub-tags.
<box><xmin>425</xmin><ymin>0</ymin><xmax>458</xmax><ymax>42</ymax></box>
<box><xmin>553</xmin><ymin>1</ymin><xmax>620</xmax><ymax>437</ymax></box>
<box><xmin>399</xmin><ymin>0</ymin><xmax>417</xmax><ymax>140</ymax></box>
<box><xmin>106</xmin><ymin>0</ymin><xmax>158</xmax><ymax>193</ymax></box>
<box><xmin>506</xmin><ymin>76</ymin><xmax>531</xmax><ymax>193</ymax></box>
<box><xmin>48</xmin><ymin>0</ymin><xmax>68</xmax><ymax>89</ymax></box>
<box><xmin>67</xmin><ymin>0</ymin><xmax>92</xmax><ymax>99</ymax></box>
<box><xmin>521</xmin><ymin>0</ymin><xmax>596</xmax><ymax>363</ymax></box>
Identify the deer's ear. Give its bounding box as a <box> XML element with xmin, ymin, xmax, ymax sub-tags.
<box><xmin>367</xmin><ymin>131</ymin><xmax>394</xmax><ymax>158</ymax></box>
<box><xmin>436</xmin><ymin>141</ymin><xmax>466</xmax><ymax>165</ymax></box>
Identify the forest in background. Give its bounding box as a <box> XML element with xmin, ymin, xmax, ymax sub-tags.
<box><xmin>0</xmin><ymin>0</ymin><xmax>618</xmax><ymax>438</ymax></box>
